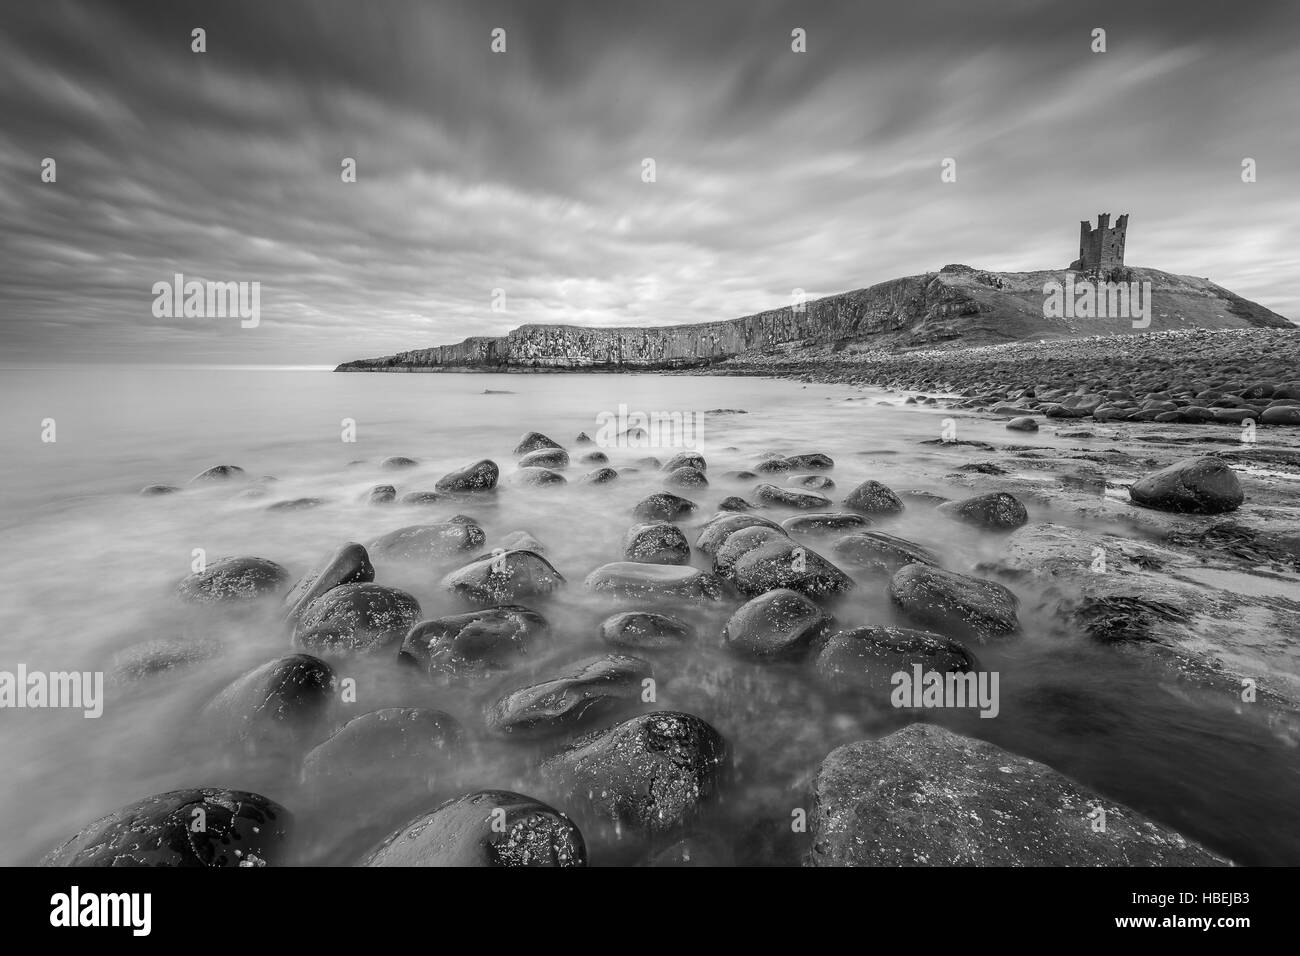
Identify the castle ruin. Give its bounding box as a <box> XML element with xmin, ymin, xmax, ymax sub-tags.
<box><xmin>1070</xmin><ymin>212</ymin><xmax>1128</xmax><ymax>275</ymax></box>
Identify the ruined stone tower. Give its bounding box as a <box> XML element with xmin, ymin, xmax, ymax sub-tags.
<box><xmin>1071</xmin><ymin>212</ymin><xmax>1128</xmax><ymax>274</ymax></box>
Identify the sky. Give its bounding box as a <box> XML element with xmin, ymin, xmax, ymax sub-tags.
<box><xmin>1</xmin><ymin>0</ymin><xmax>1296</xmax><ymax>365</ymax></box>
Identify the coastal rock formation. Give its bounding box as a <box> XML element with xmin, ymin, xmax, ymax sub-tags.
<box><xmin>336</xmin><ymin>267</ymin><xmax>1291</xmax><ymax>373</ymax></box>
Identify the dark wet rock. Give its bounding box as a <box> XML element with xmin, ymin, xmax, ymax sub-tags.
<box><xmin>400</xmin><ymin>491</ymin><xmax>442</xmax><ymax>505</ymax></box>
<box><xmin>600</xmin><ymin>611</ymin><xmax>695</xmax><ymax>650</ymax></box>
<box><xmin>809</xmin><ymin>724</ymin><xmax>1229</xmax><ymax>866</ymax></box>
<box><xmin>753</xmin><ymin>456</ymin><xmax>793</xmax><ymax>473</ymax></box>
<box><xmin>293</xmin><ymin>582</ymin><xmax>422</xmax><ymax>655</ymax></box>
<box><xmin>434</xmin><ymin>459</ymin><xmax>499</xmax><ymax>492</ymax></box>
<box><xmin>140</xmin><ymin>484</ymin><xmax>179</xmax><ymax>496</ymax></box>
<box><xmin>664</xmin><ymin>465</ymin><xmax>708</xmax><ymax>488</ymax></box>
<box><xmin>499</xmin><ymin>530</ymin><xmax>546</xmax><ymax>553</ymax></box>
<box><xmin>283</xmin><ymin>542</ymin><xmax>375</xmax><ymax>626</ymax></box>
<box><xmin>300</xmin><ymin>707</ymin><xmax>464</xmax><ymax>797</ymax></box>
<box><xmin>510</xmin><ymin>466</ymin><xmax>567</xmax><ymax>486</ymax></box>
<box><xmin>542</xmin><ymin>712</ymin><xmax>728</xmax><ymax>834</ymax></box>
<box><xmin>785</xmin><ymin>453</ymin><xmax>834</xmax><ymax>470</ymax></box>
<box><xmin>623</xmin><ymin>522</ymin><xmax>691</xmax><ymax>564</ymax></box>
<box><xmin>111</xmin><ymin>638</ymin><xmax>224</xmax><ymax>682</ymax></box>
<box><xmin>843</xmin><ymin>480</ymin><xmax>905</xmax><ymax>515</ymax></box>
<box><xmin>718</xmin><ymin>496</ymin><xmax>754</xmax><ymax>511</ymax></box>
<box><xmin>637</xmin><ymin>456</ymin><xmax>662</xmax><ymax>469</ymax></box>
<box><xmin>176</xmin><ymin>556</ymin><xmax>290</xmax><ymax>604</ymax></box>
<box><xmin>723</xmin><ymin>588</ymin><xmax>831</xmax><ymax>659</ymax></box>
<box><xmin>41</xmin><ymin>788</ymin><xmax>292</xmax><ymax>867</ymax></box>
<box><xmin>937</xmin><ymin>491</ymin><xmax>1029</xmax><ymax>531</ymax></box>
<box><xmin>632</xmin><ymin>492</ymin><xmax>697</xmax><ymax>522</ymax></box>
<box><xmin>202</xmin><ymin>654</ymin><xmax>335</xmax><ymax>750</ymax></box>
<box><xmin>365</xmin><ymin>484</ymin><xmax>396</xmax><ymax>504</ymax></box>
<box><xmin>781</xmin><ymin>512</ymin><xmax>870</xmax><ymax>535</ymax></box>
<box><xmin>580</xmin><ymin>467</ymin><xmax>619</xmax><ymax>484</ymax></box>
<box><xmin>662</xmin><ymin>451</ymin><xmax>707</xmax><ymax>473</ymax></box>
<box><xmin>1006</xmin><ymin>416</ymin><xmax>1039</xmax><ymax>432</ymax></box>
<box><xmin>696</xmin><ymin>512</ymin><xmax>786</xmax><ymax>556</ymax></box>
<box><xmin>831</xmin><ymin>531</ymin><xmax>939</xmax><ymax>573</ymax></box>
<box><xmin>440</xmin><ymin>550</ymin><xmax>565</xmax><ymax>605</ymax></box>
<box><xmin>400</xmin><ymin>604</ymin><xmax>549</xmax><ymax>677</ymax></box>
<box><xmin>580</xmin><ymin>450</ymin><xmax>609</xmax><ymax>465</ymax></box>
<box><xmin>723</xmin><ymin>470</ymin><xmax>759</xmax><ymax>481</ymax></box>
<box><xmin>1261</xmin><ymin>405</ymin><xmax>1300</xmax><ymax>425</ymax></box>
<box><xmin>364</xmin><ymin>790</ymin><xmax>586</xmax><ymax>867</ymax></box>
<box><xmin>584</xmin><ymin>562</ymin><xmax>722</xmax><ymax>602</ymax></box>
<box><xmin>789</xmin><ymin>474</ymin><xmax>835</xmax><ymax>491</ymax></box>
<box><xmin>485</xmin><ymin>655</ymin><xmax>653</xmax><ymax>738</ymax></box>
<box><xmin>889</xmin><ymin>563</ymin><xmax>1019</xmax><ymax>642</ymax></box>
<box><xmin>190</xmin><ymin>464</ymin><xmax>245</xmax><ymax>483</ymax></box>
<box><xmin>575</xmin><ymin>432</ymin><xmax>594</xmax><ymax>445</ymax></box>
<box><xmin>754</xmin><ymin>483</ymin><xmax>832</xmax><ymax>510</ymax></box>
<box><xmin>732</xmin><ymin>537</ymin><xmax>855</xmax><ymax>599</ymax></box>
<box><xmin>518</xmin><ymin>447</ymin><xmax>569</xmax><ymax>470</ymax></box>
<box><xmin>815</xmin><ymin>626</ymin><xmax>979</xmax><ymax>693</ymax></box>
<box><xmin>713</xmin><ymin>526</ymin><xmax>789</xmax><ymax>577</ymax></box>
<box><xmin>369</xmin><ymin>520</ymin><xmax>486</xmax><ymax>561</ymax></box>
<box><xmin>1128</xmin><ymin>456</ymin><xmax>1244</xmax><ymax>514</ymax></box>
<box><xmin>380</xmin><ymin>456</ymin><xmax>419</xmax><ymax>470</ymax></box>
<box><xmin>514</xmin><ymin>432</ymin><xmax>563</xmax><ymax>456</ymax></box>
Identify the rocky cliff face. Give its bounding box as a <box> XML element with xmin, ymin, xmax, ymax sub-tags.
<box><xmin>335</xmin><ymin>266</ymin><xmax>1292</xmax><ymax>372</ymax></box>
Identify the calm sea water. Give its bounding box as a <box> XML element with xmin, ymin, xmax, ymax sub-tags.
<box><xmin>0</xmin><ymin>367</ymin><xmax>1295</xmax><ymax>865</ymax></box>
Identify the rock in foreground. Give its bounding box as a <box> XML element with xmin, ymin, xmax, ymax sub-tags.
<box><xmin>809</xmin><ymin>724</ymin><xmax>1229</xmax><ymax>866</ymax></box>
<box><xmin>1128</xmin><ymin>456</ymin><xmax>1244</xmax><ymax>514</ymax></box>
<box><xmin>42</xmin><ymin>788</ymin><xmax>292</xmax><ymax>867</ymax></box>
<box><xmin>364</xmin><ymin>790</ymin><xmax>585</xmax><ymax>867</ymax></box>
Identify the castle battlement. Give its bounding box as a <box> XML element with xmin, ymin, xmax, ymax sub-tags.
<box><xmin>1071</xmin><ymin>212</ymin><xmax>1128</xmax><ymax>275</ymax></box>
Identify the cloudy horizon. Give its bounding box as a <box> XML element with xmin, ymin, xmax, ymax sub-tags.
<box><xmin>1</xmin><ymin>0</ymin><xmax>1297</xmax><ymax>366</ymax></box>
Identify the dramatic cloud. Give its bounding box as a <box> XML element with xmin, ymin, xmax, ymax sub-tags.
<box><xmin>0</xmin><ymin>0</ymin><xmax>1296</xmax><ymax>364</ymax></box>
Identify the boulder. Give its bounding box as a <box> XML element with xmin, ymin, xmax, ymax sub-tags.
<box><xmin>1128</xmin><ymin>457</ymin><xmax>1244</xmax><ymax>514</ymax></box>
<box><xmin>282</xmin><ymin>542</ymin><xmax>375</xmax><ymax>626</ymax></box>
<box><xmin>815</xmin><ymin>626</ymin><xmax>979</xmax><ymax>693</ymax></box>
<box><xmin>695</xmin><ymin>512</ymin><xmax>785</xmax><ymax>556</ymax></box>
<box><xmin>809</xmin><ymin>724</ymin><xmax>1229</xmax><ymax>866</ymax></box>
<box><xmin>731</xmin><ymin>537</ymin><xmax>855</xmax><ymax>599</ymax></box>
<box><xmin>584</xmin><ymin>562</ymin><xmax>722</xmax><ymax>603</ymax></box>
<box><xmin>440</xmin><ymin>550</ymin><xmax>565</xmax><ymax>605</ymax></box>
<box><xmin>513</xmin><ymin>432</ymin><xmax>563</xmax><ymax>456</ymax></box>
<box><xmin>632</xmin><ymin>492</ymin><xmax>697</xmax><ymax>522</ymax></box>
<box><xmin>369</xmin><ymin>520</ymin><xmax>486</xmax><ymax>561</ymax></box>
<box><xmin>518</xmin><ymin>447</ymin><xmax>569</xmax><ymax>470</ymax></box>
<box><xmin>434</xmin><ymin>459</ymin><xmax>499</xmax><ymax>492</ymax></box>
<box><xmin>722</xmin><ymin>588</ymin><xmax>831</xmax><ymax>659</ymax></box>
<box><xmin>843</xmin><ymin>480</ymin><xmax>905</xmax><ymax>516</ymax></box>
<box><xmin>364</xmin><ymin>791</ymin><xmax>586</xmax><ymax>867</ymax></box>
<box><xmin>485</xmin><ymin>655</ymin><xmax>653</xmax><ymax>738</ymax></box>
<box><xmin>781</xmin><ymin>512</ymin><xmax>870</xmax><ymax>535</ymax></box>
<box><xmin>202</xmin><ymin>654</ymin><xmax>335</xmax><ymax>750</ymax></box>
<box><xmin>400</xmin><ymin>605</ymin><xmax>549</xmax><ymax>677</ymax></box>
<box><xmin>41</xmin><ymin>789</ymin><xmax>292</xmax><ymax>867</ymax></box>
<box><xmin>753</xmin><ymin>483</ymin><xmax>832</xmax><ymax>510</ymax></box>
<box><xmin>831</xmin><ymin>531</ymin><xmax>939</xmax><ymax>573</ymax></box>
<box><xmin>888</xmin><ymin>564</ymin><xmax>1019</xmax><ymax>642</ymax></box>
<box><xmin>937</xmin><ymin>492</ymin><xmax>1029</xmax><ymax>531</ymax></box>
<box><xmin>542</xmin><ymin>712</ymin><xmax>728</xmax><ymax>834</ymax></box>
<box><xmin>623</xmin><ymin>522</ymin><xmax>691</xmax><ymax>564</ymax></box>
<box><xmin>293</xmin><ymin>583</ymin><xmax>421</xmax><ymax>655</ymax></box>
<box><xmin>176</xmin><ymin>556</ymin><xmax>290</xmax><ymax>604</ymax></box>
<box><xmin>599</xmin><ymin>611</ymin><xmax>695</xmax><ymax>650</ymax></box>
